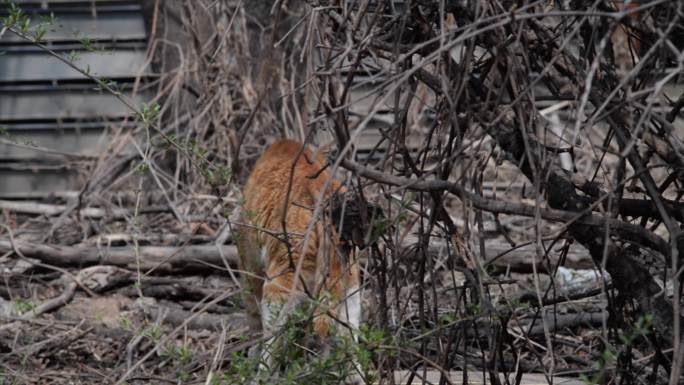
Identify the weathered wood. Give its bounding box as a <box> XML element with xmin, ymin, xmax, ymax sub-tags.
<box><xmin>0</xmin><ymin>240</ymin><xmax>238</xmax><ymax>272</ymax></box>
<box><xmin>139</xmin><ymin>305</ymin><xmax>256</xmax><ymax>331</ymax></box>
<box><xmin>0</xmin><ymin>50</ymin><xmax>149</xmax><ymax>82</ymax></box>
<box><xmin>0</xmin><ymin>90</ymin><xmax>149</xmax><ymax>121</ymax></box>
<box><xmin>0</xmin><ymin>235</ymin><xmax>594</xmax><ymax>273</ymax></box>
<box><xmin>0</xmin><ymin>168</ymin><xmax>79</xmax><ymax>196</ymax></box>
<box><xmin>1</xmin><ymin>13</ymin><xmax>145</xmax><ymax>43</ymax></box>
<box><xmin>0</xmin><ymin>190</ymin><xmax>80</xmax><ymax>199</ymax></box>
<box><xmin>389</xmin><ymin>370</ymin><xmax>584</xmax><ymax>385</ymax></box>
<box><xmin>0</xmin><ymin>199</ymin><xmax>168</xmax><ymax>219</ymax></box>
<box><xmin>414</xmin><ymin>237</ymin><xmax>593</xmax><ymax>271</ymax></box>
<box><xmin>0</xmin><ymin>278</ymin><xmax>77</xmax><ymax>332</ymax></box>
<box><xmin>516</xmin><ymin>311</ymin><xmax>608</xmax><ymax>336</ymax></box>
<box><xmin>0</xmin><ymin>129</ymin><xmax>107</xmax><ymax>160</ymax></box>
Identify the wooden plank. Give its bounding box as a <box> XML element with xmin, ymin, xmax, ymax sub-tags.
<box><xmin>390</xmin><ymin>370</ymin><xmax>584</xmax><ymax>385</ymax></box>
<box><xmin>0</xmin><ymin>90</ymin><xmax>148</xmax><ymax>121</ymax></box>
<box><xmin>0</xmin><ymin>127</ymin><xmax>107</xmax><ymax>159</ymax></box>
<box><xmin>0</xmin><ymin>168</ymin><xmax>79</xmax><ymax>195</ymax></box>
<box><xmin>0</xmin><ymin>13</ymin><xmax>146</xmax><ymax>43</ymax></box>
<box><xmin>315</xmin><ymin>123</ymin><xmax>391</xmax><ymax>158</ymax></box>
<box><xmin>0</xmin><ymin>50</ymin><xmax>148</xmax><ymax>82</ymax></box>
<box><xmin>348</xmin><ymin>83</ymin><xmax>398</xmax><ymax>116</ymax></box>
<box><xmin>0</xmin><ymin>120</ymin><xmax>134</xmax><ymax>131</ymax></box>
<box><xmin>0</xmin><ymin>190</ymin><xmax>79</xmax><ymax>199</ymax></box>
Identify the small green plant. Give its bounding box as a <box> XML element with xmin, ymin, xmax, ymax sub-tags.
<box><xmin>66</xmin><ymin>50</ymin><xmax>81</xmax><ymax>62</ymax></box>
<box><xmin>137</xmin><ymin>102</ymin><xmax>161</xmax><ymax>125</ymax></box>
<box><xmin>578</xmin><ymin>314</ymin><xmax>655</xmax><ymax>384</ymax></box>
<box><xmin>579</xmin><ymin>315</ymin><xmax>654</xmax><ymax>385</ymax></box>
<box><xmin>79</xmin><ymin>36</ymin><xmax>94</xmax><ymax>51</ymax></box>
<box><xmin>370</xmin><ymin>214</ymin><xmax>391</xmax><ymax>240</ymax></box>
<box><xmin>0</xmin><ymin>133</ymin><xmax>37</xmax><ymax>162</ymax></box>
<box><xmin>2</xmin><ymin>4</ymin><xmax>56</xmax><ymax>43</ymax></box>
<box><xmin>224</xmin><ymin>352</ymin><xmax>259</xmax><ymax>384</ymax></box>
<box><xmin>95</xmin><ymin>77</ymin><xmax>124</xmax><ymax>94</ymax></box>
<box><xmin>203</xmin><ymin>164</ymin><xmax>232</xmax><ymax>187</ymax></box>
<box><xmin>119</xmin><ymin>315</ymin><xmax>131</xmax><ymax>330</ymax></box>
<box><xmin>135</xmin><ymin>162</ymin><xmax>149</xmax><ymax>175</ymax></box>
<box><xmin>620</xmin><ymin>313</ymin><xmax>653</xmax><ymax>345</ymax></box>
<box><xmin>220</xmin><ymin>305</ymin><xmax>380</xmax><ymax>384</ymax></box>
<box><xmin>580</xmin><ymin>345</ymin><xmax>618</xmax><ymax>385</ymax></box>
<box><xmin>357</xmin><ymin>324</ymin><xmax>388</xmax><ymax>348</ymax></box>
<box><xmin>238</xmin><ymin>333</ymin><xmax>250</xmax><ymax>342</ymax></box>
<box><xmin>13</xmin><ymin>299</ymin><xmax>35</xmax><ymax>315</ymax></box>
<box><xmin>176</xmin><ymin>371</ymin><xmax>190</xmax><ymax>382</ymax></box>
<box><xmin>32</xmin><ymin>22</ymin><xmax>46</xmax><ymax>42</ymax></box>
<box><xmin>438</xmin><ymin>311</ymin><xmax>459</xmax><ymax>324</ymax></box>
<box><xmin>465</xmin><ymin>302</ymin><xmax>482</xmax><ymax>315</ymax></box>
<box><xmin>162</xmin><ymin>133</ymin><xmax>177</xmax><ymax>150</ymax></box>
<box><xmin>143</xmin><ymin>324</ymin><xmax>163</xmax><ymax>343</ymax></box>
<box><xmin>164</xmin><ymin>344</ymin><xmax>193</xmax><ymax>365</ymax></box>
<box><xmin>2</xmin><ymin>3</ymin><xmax>26</xmax><ymax>28</ymax></box>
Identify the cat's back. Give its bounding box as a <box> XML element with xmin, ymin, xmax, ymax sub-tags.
<box><xmin>242</xmin><ymin>139</ymin><xmax>336</xmax><ymax>231</ymax></box>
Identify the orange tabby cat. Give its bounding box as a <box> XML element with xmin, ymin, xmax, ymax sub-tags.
<box><xmin>233</xmin><ymin>139</ymin><xmax>363</xmax><ymax>374</ymax></box>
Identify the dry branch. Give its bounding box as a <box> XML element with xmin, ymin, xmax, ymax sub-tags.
<box><xmin>0</xmin><ymin>199</ymin><xmax>168</xmax><ymax>219</ymax></box>
<box><xmin>0</xmin><ymin>278</ymin><xmax>77</xmax><ymax>332</ymax></box>
<box><xmin>138</xmin><ymin>304</ymin><xmax>255</xmax><ymax>331</ymax></box>
<box><xmin>518</xmin><ymin>311</ymin><xmax>608</xmax><ymax>336</ymax></box>
<box><xmin>0</xmin><ymin>238</ymin><xmax>593</xmax><ymax>274</ymax></box>
<box><xmin>0</xmin><ymin>240</ymin><xmax>237</xmax><ymax>272</ymax></box>
<box><xmin>340</xmin><ymin>159</ymin><xmax>669</xmax><ymax>257</ymax></box>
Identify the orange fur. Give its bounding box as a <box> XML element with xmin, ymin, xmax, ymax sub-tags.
<box><xmin>234</xmin><ymin>139</ymin><xmax>360</xmax><ymax>344</ymax></box>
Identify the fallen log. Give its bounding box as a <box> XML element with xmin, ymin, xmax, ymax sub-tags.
<box><xmin>0</xmin><ymin>240</ymin><xmax>238</xmax><ymax>272</ymax></box>
<box><xmin>0</xmin><ymin>277</ymin><xmax>78</xmax><ymax>332</ymax></box>
<box><xmin>0</xmin><ymin>238</ymin><xmax>593</xmax><ymax>274</ymax></box>
<box><xmin>0</xmin><ymin>199</ymin><xmax>168</xmax><ymax>219</ymax></box>
<box><xmin>517</xmin><ymin>311</ymin><xmax>608</xmax><ymax>336</ymax></box>
<box><xmin>139</xmin><ymin>305</ymin><xmax>256</xmax><ymax>331</ymax></box>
